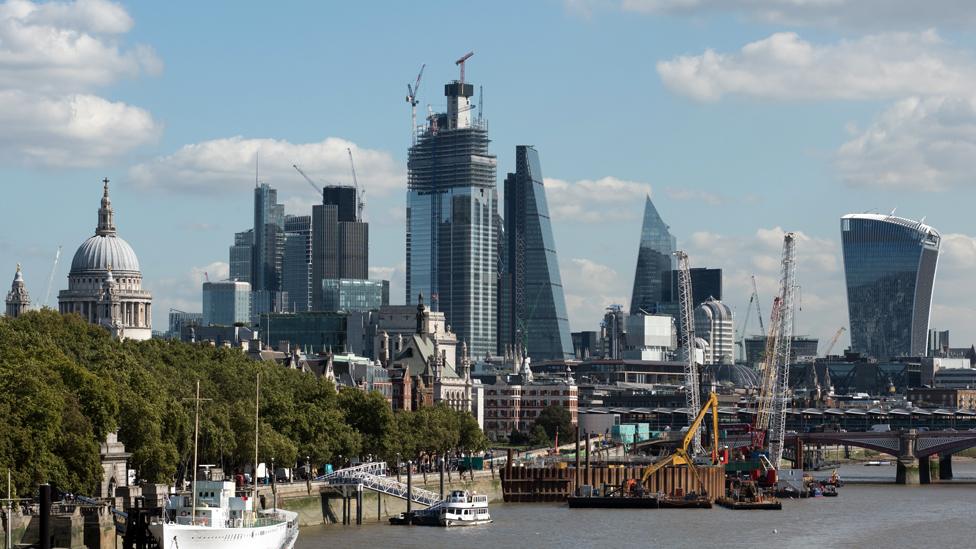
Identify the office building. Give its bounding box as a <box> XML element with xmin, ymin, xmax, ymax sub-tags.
<box><xmin>203</xmin><ymin>280</ymin><xmax>251</xmax><ymax>326</ymax></box>
<box><xmin>406</xmin><ymin>72</ymin><xmax>497</xmax><ymax>358</ymax></box>
<box><xmin>630</xmin><ymin>196</ymin><xmax>677</xmax><ymax>314</ymax></box>
<box><xmin>572</xmin><ymin>331</ymin><xmax>600</xmax><ymax>360</ymax></box>
<box><xmin>928</xmin><ymin>329</ymin><xmax>951</xmax><ymax>357</ymax></box>
<box><xmin>258</xmin><ymin>311</ymin><xmax>347</xmax><ymax>354</ymax></box>
<box><xmin>623</xmin><ymin>314</ymin><xmax>675</xmax><ymax>361</ymax></box>
<box><xmin>694</xmin><ymin>297</ymin><xmax>734</xmax><ymax>365</ymax></box>
<box><xmin>229</xmin><ymin>229</ymin><xmax>253</xmax><ymax>283</ymax></box>
<box><xmin>252</xmin><ymin>184</ymin><xmax>285</xmax><ymax>314</ymax></box>
<box><xmin>58</xmin><ymin>180</ymin><xmax>153</xmax><ymax>340</ymax></box>
<box><xmin>659</xmin><ymin>267</ymin><xmax>723</xmax><ymax>305</ymax></box>
<box><xmin>283</xmin><ymin>215</ymin><xmax>312</xmax><ymax>312</ymax></box>
<box><xmin>311</xmin><ymin>185</ymin><xmax>368</xmax><ymax>310</ymax></box>
<box><xmin>167</xmin><ymin>310</ymin><xmax>202</xmax><ymax>338</ymax></box>
<box><xmin>497</xmin><ymin>145</ymin><xmax>574</xmax><ymax>361</ymax></box>
<box><xmin>744</xmin><ymin>336</ymin><xmax>820</xmax><ymax>367</ymax></box>
<box><xmin>841</xmin><ymin>214</ymin><xmax>941</xmax><ymax>359</ymax></box>
<box><xmin>321</xmin><ymin>278</ymin><xmax>389</xmax><ymax>312</ymax></box>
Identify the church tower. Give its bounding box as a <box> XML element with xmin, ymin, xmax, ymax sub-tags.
<box><xmin>6</xmin><ymin>264</ymin><xmax>30</xmax><ymax>318</ymax></box>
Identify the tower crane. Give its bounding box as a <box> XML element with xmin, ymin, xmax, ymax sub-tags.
<box><xmin>735</xmin><ymin>274</ymin><xmax>765</xmax><ymax>361</ymax></box>
<box><xmin>292</xmin><ymin>164</ymin><xmax>324</xmax><ymax>200</ymax></box>
<box><xmin>753</xmin><ymin>296</ymin><xmax>782</xmax><ymax>450</ymax></box>
<box><xmin>824</xmin><ymin>326</ymin><xmax>847</xmax><ymax>357</ymax></box>
<box><xmin>405</xmin><ymin>63</ymin><xmax>426</xmax><ymax>145</ymax></box>
<box><xmin>347</xmin><ymin>148</ymin><xmax>364</xmax><ymax>221</ymax></box>
<box><xmin>43</xmin><ymin>245</ymin><xmax>62</xmax><ymax>308</ymax></box>
<box><xmin>768</xmin><ymin>233</ymin><xmax>798</xmax><ymax>468</ymax></box>
<box><xmin>674</xmin><ymin>250</ymin><xmax>702</xmax><ymax>455</ymax></box>
<box><xmin>455</xmin><ymin>51</ymin><xmax>474</xmax><ymax>85</ymax></box>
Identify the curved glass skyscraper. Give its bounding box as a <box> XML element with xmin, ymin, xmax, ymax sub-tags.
<box><xmin>630</xmin><ymin>196</ymin><xmax>677</xmax><ymax>314</ymax></box>
<box><xmin>841</xmin><ymin>214</ymin><xmax>940</xmax><ymax>359</ymax></box>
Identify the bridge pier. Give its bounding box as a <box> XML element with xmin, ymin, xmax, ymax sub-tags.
<box><xmin>896</xmin><ymin>457</ymin><xmax>920</xmax><ymax>485</ymax></box>
<box><xmin>918</xmin><ymin>455</ymin><xmax>931</xmax><ymax>485</ymax></box>
<box><xmin>794</xmin><ymin>438</ymin><xmax>805</xmax><ymax>471</ymax></box>
<box><xmin>939</xmin><ymin>454</ymin><xmax>954</xmax><ymax>480</ymax></box>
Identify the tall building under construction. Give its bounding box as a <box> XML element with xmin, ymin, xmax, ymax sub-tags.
<box><xmin>406</xmin><ymin>65</ymin><xmax>498</xmax><ymax>359</ymax></box>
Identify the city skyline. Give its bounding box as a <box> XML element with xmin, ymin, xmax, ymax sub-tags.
<box><xmin>6</xmin><ymin>1</ymin><xmax>976</xmax><ymax>350</ymax></box>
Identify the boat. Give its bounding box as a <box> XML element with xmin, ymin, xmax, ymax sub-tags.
<box><xmin>822</xmin><ymin>485</ymin><xmax>838</xmax><ymax>497</ymax></box>
<box><xmin>149</xmin><ymin>376</ymin><xmax>298</xmax><ymax>549</ymax></box>
<box><xmin>151</xmin><ymin>481</ymin><xmax>299</xmax><ymax>549</ymax></box>
<box><xmin>436</xmin><ymin>490</ymin><xmax>492</xmax><ymax>527</ymax></box>
<box><xmin>716</xmin><ymin>496</ymin><xmax>782</xmax><ymax>510</ymax></box>
<box><xmin>658</xmin><ymin>493</ymin><xmax>712</xmax><ymax>509</ymax></box>
<box><xmin>567</xmin><ymin>495</ymin><xmax>660</xmax><ymax>508</ymax></box>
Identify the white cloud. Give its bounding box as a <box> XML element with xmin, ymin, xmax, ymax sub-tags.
<box><xmin>836</xmin><ymin>95</ymin><xmax>976</xmax><ymax>190</ymax></box>
<box><xmin>544</xmin><ymin>176</ymin><xmax>653</xmax><ymax>223</ymax></box>
<box><xmin>150</xmin><ymin>261</ymin><xmax>228</xmax><ymax>323</ymax></box>
<box><xmin>657</xmin><ymin>31</ymin><xmax>976</xmax><ymax>102</ymax></box>
<box><xmin>612</xmin><ymin>0</ymin><xmax>976</xmax><ymax>29</ymax></box>
<box><xmin>560</xmin><ymin>257</ymin><xmax>630</xmax><ymax>332</ymax></box>
<box><xmin>369</xmin><ymin>261</ymin><xmax>406</xmax><ymax>304</ymax></box>
<box><xmin>128</xmin><ymin>136</ymin><xmax>405</xmax><ymax>198</ymax></box>
<box><xmin>0</xmin><ymin>0</ymin><xmax>161</xmax><ymax>166</ymax></box>
<box><xmin>663</xmin><ymin>187</ymin><xmax>724</xmax><ymax>205</ymax></box>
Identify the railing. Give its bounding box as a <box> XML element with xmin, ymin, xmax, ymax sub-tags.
<box><xmin>324</xmin><ymin>462</ymin><xmax>443</xmax><ymax>507</ymax></box>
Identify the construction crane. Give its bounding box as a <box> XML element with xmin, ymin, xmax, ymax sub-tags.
<box><xmin>43</xmin><ymin>245</ymin><xmax>62</xmax><ymax>308</ymax></box>
<box><xmin>768</xmin><ymin>233</ymin><xmax>798</xmax><ymax>469</ymax></box>
<box><xmin>753</xmin><ymin>296</ymin><xmax>782</xmax><ymax>450</ymax></box>
<box><xmin>735</xmin><ymin>274</ymin><xmax>765</xmax><ymax>361</ymax></box>
<box><xmin>405</xmin><ymin>63</ymin><xmax>426</xmax><ymax>144</ymax></box>
<box><xmin>455</xmin><ymin>51</ymin><xmax>474</xmax><ymax>85</ymax></box>
<box><xmin>639</xmin><ymin>392</ymin><xmax>719</xmax><ymax>494</ymax></box>
<box><xmin>292</xmin><ymin>164</ymin><xmax>324</xmax><ymax>199</ymax></box>
<box><xmin>824</xmin><ymin>326</ymin><xmax>847</xmax><ymax>357</ymax></box>
<box><xmin>347</xmin><ymin>148</ymin><xmax>364</xmax><ymax>221</ymax></box>
<box><xmin>674</xmin><ymin>250</ymin><xmax>702</xmax><ymax>455</ymax></box>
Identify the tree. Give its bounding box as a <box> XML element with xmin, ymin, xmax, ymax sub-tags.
<box><xmin>535</xmin><ymin>404</ymin><xmax>574</xmax><ymax>444</ymax></box>
<box><xmin>529</xmin><ymin>425</ymin><xmax>550</xmax><ymax>448</ymax></box>
<box><xmin>338</xmin><ymin>388</ymin><xmax>395</xmax><ymax>460</ymax></box>
<box><xmin>457</xmin><ymin>411</ymin><xmax>487</xmax><ymax>453</ymax></box>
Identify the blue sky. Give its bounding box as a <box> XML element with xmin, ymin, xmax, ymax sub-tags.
<box><xmin>5</xmin><ymin>0</ymin><xmax>976</xmax><ymax>350</ymax></box>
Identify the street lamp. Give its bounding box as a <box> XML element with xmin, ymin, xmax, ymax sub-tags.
<box><xmin>306</xmin><ymin>455</ymin><xmax>311</xmax><ymax>493</ymax></box>
<box><xmin>271</xmin><ymin>457</ymin><xmax>276</xmax><ymax>512</ymax></box>
<box><xmin>396</xmin><ymin>453</ymin><xmax>402</xmax><ymax>483</ymax></box>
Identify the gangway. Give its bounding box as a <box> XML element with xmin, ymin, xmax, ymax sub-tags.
<box><xmin>323</xmin><ymin>462</ymin><xmax>444</xmax><ymax>508</ymax></box>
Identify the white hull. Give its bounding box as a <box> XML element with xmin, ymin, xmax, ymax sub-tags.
<box><xmin>441</xmin><ymin>518</ymin><xmax>493</xmax><ymax>527</ymax></box>
<box><xmin>149</xmin><ymin>511</ymin><xmax>298</xmax><ymax>549</ymax></box>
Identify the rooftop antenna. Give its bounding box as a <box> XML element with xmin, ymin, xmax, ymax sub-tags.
<box><xmin>255</xmin><ymin>151</ymin><xmax>259</xmax><ymax>188</ymax></box>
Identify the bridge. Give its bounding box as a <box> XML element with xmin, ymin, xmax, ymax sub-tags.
<box><xmin>322</xmin><ymin>462</ymin><xmax>446</xmax><ymax>523</ymax></box>
<box><xmin>629</xmin><ymin>429</ymin><xmax>976</xmax><ymax>485</ymax></box>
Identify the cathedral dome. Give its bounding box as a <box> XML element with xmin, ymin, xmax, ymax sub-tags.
<box><xmin>70</xmin><ymin>234</ymin><xmax>141</xmax><ymax>274</ymax></box>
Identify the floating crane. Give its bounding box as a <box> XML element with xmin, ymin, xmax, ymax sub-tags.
<box><xmin>43</xmin><ymin>245</ymin><xmax>61</xmax><ymax>308</ymax></box>
<box><xmin>405</xmin><ymin>63</ymin><xmax>426</xmax><ymax>144</ymax></box>
<box><xmin>347</xmin><ymin>148</ymin><xmax>364</xmax><ymax>221</ymax></box>
<box><xmin>639</xmin><ymin>392</ymin><xmax>719</xmax><ymax>494</ymax></box>
<box><xmin>674</xmin><ymin>250</ymin><xmax>702</xmax><ymax>455</ymax></box>
<box><xmin>824</xmin><ymin>326</ymin><xmax>847</xmax><ymax>357</ymax></box>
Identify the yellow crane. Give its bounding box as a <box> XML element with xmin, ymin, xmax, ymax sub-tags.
<box><xmin>640</xmin><ymin>392</ymin><xmax>720</xmax><ymax>493</ymax></box>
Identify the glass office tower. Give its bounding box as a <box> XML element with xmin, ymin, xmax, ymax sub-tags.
<box><xmin>252</xmin><ymin>184</ymin><xmax>285</xmax><ymax>313</ymax></box>
<box><xmin>630</xmin><ymin>196</ymin><xmax>677</xmax><ymax>314</ymax></box>
<box><xmin>841</xmin><ymin>214</ymin><xmax>941</xmax><ymax>359</ymax></box>
<box><xmin>283</xmin><ymin>215</ymin><xmax>312</xmax><ymax>312</ymax></box>
<box><xmin>311</xmin><ymin>185</ymin><xmax>368</xmax><ymax>310</ymax></box>
<box><xmin>498</xmin><ymin>145</ymin><xmax>574</xmax><ymax>360</ymax></box>
<box><xmin>406</xmin><ymin>77</ymin><xmax>497</xmax><ymax>358</ymax></box>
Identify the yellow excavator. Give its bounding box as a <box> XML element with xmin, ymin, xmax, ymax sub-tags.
<box><xmin>637</xmin><ymin>392</ymin><xmax>720</xmax><ymax>496</ymax></box>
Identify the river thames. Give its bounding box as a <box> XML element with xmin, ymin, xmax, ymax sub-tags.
<box><xmin>295</xmin><ymin>462</ymin><xmax>976</xmax><ymax>548</ymax></box>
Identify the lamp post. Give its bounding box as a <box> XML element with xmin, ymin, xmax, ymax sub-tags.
<box><xmin>396</xmin><ymin>453</ymin><xmax>402</xmax><ymax>483</ymax></box>
<box><xmin>271</xmin><ymin>457</ymin><xmax>276</xmax><ymax>512</ymax></box>
<box><xmin>306</xmin><ymin>455</ymin><xmax>311</xmax><ymax>494</ymax></box>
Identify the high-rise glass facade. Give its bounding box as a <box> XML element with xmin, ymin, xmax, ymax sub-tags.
<box><xmin>283</xmin><ymin>215</ymin><xmax>312</xmax><ymax>312</ymax></box>
<box><xmin>498</xmin><ymin>145</ymin><xmax>574</xmax><ymax>360</ymax></box>
<box><xmin>406</xmin><ymin>77</ymin><xmax>497</xmax><ymax>358</ymax></box>
<box><xmin>229</xmin><ymin>229</ymin><xmax>253</xmax><ymax>283</ymax></box>
<box><xmin>321</xmin><ymin>278</ymin><xmax>389</xmax><ymax>312</ymax></box>
<box><xmin>841</xmin><ymin>214</ymin><xmax>941</xmax><ymax>359</ymax></box>
<box><xmin>630</xmin><ymin>196</ymin><xmax>677</xmax><ymax>314</ymax></box>
<box><xmin>203</xmin><ymin>280</ymin><xmax>251</xmax><ymax>326</ymax></box>
<box><xmin>311</xmin><ymin>186</ymin><xmax>368</xmax><ymax>310</ymax></box>
<box><xmin>252</xmin><ymin>184</ymin><xmax>285</xmax><ymax>313</ymax></box>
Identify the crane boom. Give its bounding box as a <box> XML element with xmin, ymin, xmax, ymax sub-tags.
<box><xmin>674</xmin><ymin>250</ymin><xmax>701</xmax><ymax>455</ymax></box>
<box><xmin>640</xmin><ymin>392</ymin><xmax>719</xmax><ymax>491</ymax></box>
<box><xmin>292</xmin><ymin>164</ymin><xmax>324</xmax><ymax>199</ymax></box>
<box><xmin>406</xmin><ymin>63</ymin><xmax>426</xmax><ymax>144</ymax></box>
<box><xmin>824</xmin><ymin>326</ymin><xmax>847</xmax><ymax>356</ymax></box>
<box><xmin>455</xmin><ymin>51</ymin><xmax>474</xmax><ymax>85</ymax></box>
<box><xmin>43</xmin><ymin>245</ymin><xmax>61</xmax><ymax>308</ymax></box>
<box><xmin>347</xmin><ymin>148</ymin><xmax>364</xmax><ymax>221</ymax></box>
<box><xmin>752</xmin><ymin>275</ymin><xmax>764</xmax><ymax>334</ymax></box>
<box><xmin>768</xmin><ymin>233</ymin><xmax>798</xmax><ymax>468</ymax></box>
<box><xmin>753</xmin><ymin>296</ymin><xmax>782</xmax><ymax>449</ymax></box>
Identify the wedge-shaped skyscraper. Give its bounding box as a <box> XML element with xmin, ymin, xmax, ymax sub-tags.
<box><xmin>841</xmin><ymin>213</ymin><xmax>940</xmax><ymax>359</ymax></box>
<box><xmin>497</xmin><ymin>145</ymin><xmax>574</xmax><ymax>361</ymax></box>
<box><xmin>630</xmin><ymin>196</ymin><xmax>677</xmax><ymax>314</ymax></box>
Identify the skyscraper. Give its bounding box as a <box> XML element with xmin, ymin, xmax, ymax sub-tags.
<box><xmin>283</xmin><ymin>215</ymin><xmax>312</xmax><ymax>312</ymax></box>
<box><xmin>497</xmin><ymin>145</ymin><xmax>573</xmax><ymax>361</ymax></box>
<box><xmin>841</xmin><ymin>213</ymin><xmax>941</xmax><ymax>359</ymax></box>
<box><xmin>406</xmin><ymin>73</ymin><xmax>497</xmax><ymax>358</ymax></box>
<box><xmin>694</xmin><ymin>297</ymin><xmax>734</xmax><ymax>365</ymax></box>
<box><xmin>229</xmin><ymin>229</ymin><xmax>253</xmax><ymax>283</ymax></box>
<box><xmin>252</xmin><ymin>183</ymin><xmax>285</xmax><ymax>315</ymax></box>
<box><xmin>311</xmin><ymin>185</ymin><xmax>368</xmax><ymax>310</ymax></box>
<box><xmin>630</xmin><ymin>196</ymin><xmax>677</xmax><ymax>314</ymax></box>
<box><xmin>202</xmin><ymin>280</ymin><xmax>251</xmax><ymax>326</ymax></box>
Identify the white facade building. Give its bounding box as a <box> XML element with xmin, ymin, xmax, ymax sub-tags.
<box><xmin>694</xmin><ymin>297</ymin><xmax>734</xmax><ymax>365</ymax></box>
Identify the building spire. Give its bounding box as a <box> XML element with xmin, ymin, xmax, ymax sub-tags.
<box><xmin>96</xmin><ymin>177</ymin><xmax>117</xmax><ymax>236</ymax></box>
<box><xmin>7</xmin><ymin>263</ymin><xmax>30</xmax><ymax>317</ymax></box>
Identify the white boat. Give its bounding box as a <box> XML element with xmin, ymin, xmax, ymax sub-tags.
<box><xmin>150</xmin><ymin>480</ymin><xmax>298</xmax><ymax>549</ymax></box>
<box><xmin>437</xmin><ymin>490</ymin><xmax>492</xmax><ymax>527</ymax></box>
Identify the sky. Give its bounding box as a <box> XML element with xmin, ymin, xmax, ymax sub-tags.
<box><xmin>5</xmin><ymin>0</ymin><xmax>976</xmax><ymax>351</ymax></box>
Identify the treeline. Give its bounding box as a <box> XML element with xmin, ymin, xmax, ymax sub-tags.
<box><xmin>0</xmin><ymin>310</ymin><xmax>485</xmax><ymax>497</ymax></box>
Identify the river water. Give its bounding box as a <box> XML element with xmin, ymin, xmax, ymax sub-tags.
<box><xmin>296</xmin><ymin>462</ymin><xmax>976</xmax><ymax>548</ymax></box>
